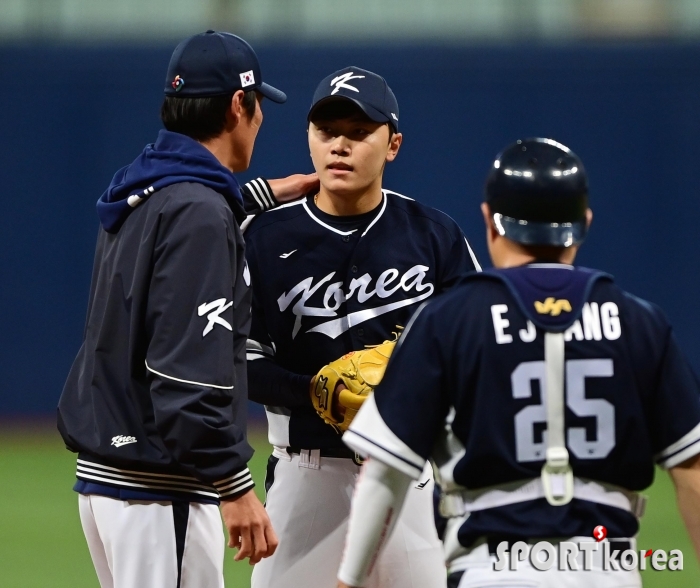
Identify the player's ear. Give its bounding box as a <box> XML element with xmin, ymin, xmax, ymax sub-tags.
<box><xmin>227</xmin><ymin>90</ymin><xmax>245</xmax><ymax>127</ymax></box>
<box><xmin>386</xmin><ymin>132</ymin><xmax>403</xmax><ymax>162</ymax></box>
<box><xmin>481</xmin><ymin>202</ymin><xmax>497</xmax><ymax>238</ymax></box>
<box><xmin>585</xmin><ymin>208</ymin><xmax>593</xmax><ymax>230</ymax></box>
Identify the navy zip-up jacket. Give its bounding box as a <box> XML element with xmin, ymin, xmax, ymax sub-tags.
<box><xmin>58</xmin><ymin>131</ymin><xmax>277</xmax><ymax>502</ymax></box>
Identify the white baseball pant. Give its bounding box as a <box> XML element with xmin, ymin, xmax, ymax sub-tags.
<box><xmin>251</xmin><ymin>447</ymin><xmax>446</xmax><ymax>588</ymax></box>
<box><xmin>79</xmin><ymin>494</ymin><xmax>225</xmax><ymax>588</ymax></box>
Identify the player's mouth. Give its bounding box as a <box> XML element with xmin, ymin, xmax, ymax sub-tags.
<box><xmin>327</xmin><ymin>162</ymin><xmax>353</xmax><ymax>175</ymax></box>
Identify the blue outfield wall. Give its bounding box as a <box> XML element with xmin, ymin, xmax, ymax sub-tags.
<box><xmin>1</xmin><ymin>43</ymin><xmax>699</xmax><ymax>415</ymax></box>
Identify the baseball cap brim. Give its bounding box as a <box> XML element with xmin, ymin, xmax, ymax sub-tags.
<box><xmin>308</xmin><ymin>96</ymin><xmax>392</xmax><ymax>126</ymax></box>
<box><xmin>259</xmin><ymin>82</ymin><xmax>287</xmax><ymax>104</ymax></box>
<box><xmin>493</xmin><ymin>213</ymin><xmax>587</xmax><ymax>248</ymax></box>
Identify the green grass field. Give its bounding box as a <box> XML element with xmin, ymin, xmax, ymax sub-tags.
<box><xmin>0</xmin><ymin>425</ymin><xmax>698</xmax><ymax>587</ymax></box>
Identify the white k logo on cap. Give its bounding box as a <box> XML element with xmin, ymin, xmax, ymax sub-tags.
<box><xmin>330</xmin><ymin>72</ymin><xmax>365</xmax><ymax>95</ymax></box>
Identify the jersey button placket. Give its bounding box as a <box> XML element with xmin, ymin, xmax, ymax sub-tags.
<box><xmin>348</xmin><ymin>263</ymin><xmax>361</xmax><ymax>343</ymax></box>
<box><xmin>342</xmin><ymin>235</ymin><xmax>350</xmax><ymax>242</ymax></box>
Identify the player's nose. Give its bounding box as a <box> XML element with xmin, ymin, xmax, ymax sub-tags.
<box><xmin>330</xmin><ymin>135</ymin><xmax>351</xmax><ymax>156</ymax></box>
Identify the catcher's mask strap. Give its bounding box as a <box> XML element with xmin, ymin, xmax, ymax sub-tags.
<box><xmin>541</xmin><ymin>331</ymin><xmax>574</xmax><ymax>506</ymax></box>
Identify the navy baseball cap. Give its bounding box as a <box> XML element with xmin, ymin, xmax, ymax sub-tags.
<box><xmin>308</xmin><ymin>66</ymin><xmax>399</xmax><ymax>131</ymax></box>
<box><xmin>164</xmin><ymin>30</ymin><xmax>286</xmax><ymax>103</ymax></box>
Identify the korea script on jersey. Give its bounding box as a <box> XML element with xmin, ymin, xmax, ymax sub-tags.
<box><xmin>278</xmin><ymin>265</ymin><xmax>434</xmax><ymax>339</ymax></box>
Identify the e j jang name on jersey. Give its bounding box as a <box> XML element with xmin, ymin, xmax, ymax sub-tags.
<box><xmin>491</xmin><ymin>301</ymin><xmax>622</xmax><ymax>344</ymax></box>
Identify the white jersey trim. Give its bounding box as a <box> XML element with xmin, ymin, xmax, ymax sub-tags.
<box><xmin>247</xmin><ymin>178</ymin><xmax>275</xmax><ymax>210</ymax></box>
<box><xmin>343</xmin><ymin>395</ymin><xmax>425</xmax><ymax>479</ymax></box>
<box><xmin>656</xmin><ymin>421</ymin><xmax>700</xmax><ymax>469</ymax></box>
<box><xmin>383</xmin><ymin>188</ymin><xmax>414</xmax><ymax>201</ymax></box>
<box><xmin>465</xmin><ymin>237</ymin><xmax>482</xmax><ymax>272</ymax></box>
<box><xmin>240</xmin><ymin>214</ymin><xmax>256</xmax><ymax>233</ymax></box>
<box><xmin>215</xmin><ymin>468</ymin><xmax>255</xmax><ymax>498</ymax></box>
<box><xmin>271</xmin><ymin>199</ymin><xmax>305</xmax><ymax>211</ymax></box>
<box><xmin>145</xmin><ymin>361</ymin><xmax>234</xmax><ymax>390</ymax></box>
<box><xmin>360</xmin><ymin>192</ymin><xmax>388</xmax><ymax>237</ymax></box>
<box><xmin>76</xmin><ymin>459</ymin><xmax>220</xmax><ymax>498</ymax></box>
<box><xmin>302</xmin><ymin>200</ymin><xmax>358</xmax><ymax>235</ymax></box>
<box><xmin>245</xmin><ymin>181</ymin><xmax>265</xmax><ymax>210</ymax></box>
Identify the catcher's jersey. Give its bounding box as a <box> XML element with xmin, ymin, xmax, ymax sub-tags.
<box><xmin>245</xmin><ymin>190</ymin><xmax>480</xmax><ymax>451</ymax></box>
<box><xmin>344</xmin><ymin>264</ymin><xmax>700</xmax><ymax>545</ymax></box>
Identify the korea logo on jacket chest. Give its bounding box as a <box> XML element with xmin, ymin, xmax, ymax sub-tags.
<box><xmin>277</xmin><ymin>265</ymin><xmax>434</xmax><ymax>339</ymax></box>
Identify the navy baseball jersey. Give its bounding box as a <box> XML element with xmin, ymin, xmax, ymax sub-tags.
<box><xmin>245</xmin><ymin>190</ymin><xmax>480</xmax><ymax>452</ymax></box>
<box><xmin>344</xmin><ymin>263</ymin><xmax>700</xmax><ymax>546</ymax></box>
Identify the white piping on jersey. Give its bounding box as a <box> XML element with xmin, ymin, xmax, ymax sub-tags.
<box><xmin>306</xmin><ymin>288</ymin><xmax>433</xmax><ymax>339</ymax></box>
<box><xmin>145</xmin><ymin>361</ymin><xmax>234</xmax><ymax>390</ymax></box>
<box><xmin>242</xmin><ymin>199</ymin><xmax>305</xmax><ymax>234</ymax></box>
<box><xmin>344</xmin><ymin>394</ymin><xmax>425</xmax><ymax>479</ymax></box>
<box><xmin>270</xmin><ymin>199</ymin><xmax>306</xmax><ymax>211</ymax></box>
<box><xmin>360</xmin><ymin>192</ymin><xmax>387</xmax><ymax>237</ymax></box>
<box><xmin>240</xmin><ymin>214</ymin><xmax>255</xmax><ymax>233</ymax></box>
<box><xmin>302</xmin><ymin>200</ymin><xmax>358</xmax><ymax>235</ymax></box>
<box><xmin>396</xmin><ymin>301</ymin><xmax>428</xmax><ymax>351</ymax></box>
<box><xmin>465</xmin><ymin>238</ymin><xmax>482</xmax><ymax>272</ymax></box>
<box><xmin>383</xmin><ymin>189</ymin><xmax>414</xmax><ymax>201</ymax></box>
<box><xmin>301</xmin><ymin>192</ymin><xmax>389</xmax><ymax>237</ymax></box>
<box><xmin>656</xmin><ymin>421</ymin><xmax>700</xmax><ymax>469</ymax></box>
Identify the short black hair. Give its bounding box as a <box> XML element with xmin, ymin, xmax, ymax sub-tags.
<box><xmin>160</xmin><ymin>90</ymin><xmax>257</xmax><ymax>142</ymax></box>
<box><xmin>309</xmin><ymin>99</ymin><xmax>396</xmax><ymax>136</ymax></box>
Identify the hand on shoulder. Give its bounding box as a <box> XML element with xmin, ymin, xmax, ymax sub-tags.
<box><xmin>268</xmin><ymin>173</ymin><xmax>319</xmax><ymax>203</ymax></box>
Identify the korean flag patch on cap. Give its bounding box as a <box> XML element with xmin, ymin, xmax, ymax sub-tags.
<box><xmin>240</xmin><ymin>70</ymin><xmax>255</xmax><ymax>88</ymax></box>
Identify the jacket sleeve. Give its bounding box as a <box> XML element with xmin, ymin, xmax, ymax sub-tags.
<box><xmin>241</xmin><ymin>178</ymin><xmax>278</xmax><ymax>214</ymax></box>
<box><xmin>145</xmin><ymin>196</ymin><xmax>254</xmax><ymax>497</ymax></box>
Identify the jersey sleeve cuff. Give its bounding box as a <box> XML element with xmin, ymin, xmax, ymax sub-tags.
<box><xmin>343</xmin><ymin>395</ymin><xmax>426</xmax><ymax>480</ymax></box>
<box><xmin>242</xmin><ymin>178</ymin><xmax>278</xmax><ymax>214</ymax></box>
<box><xmin>214</xmin><ymin>467</ymin><xmax>255</xmax><ymax>499</ymax></box>
<box><xmin>656</xmin><ymin>422</ymin><xmax>700</xmax><ymax>469</ymax></box>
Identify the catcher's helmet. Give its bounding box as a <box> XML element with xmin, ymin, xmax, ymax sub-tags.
<box><xmin>485</xmin><ymin>138</ymin><xmax>588</xmax><ymax>247</ymax></box>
